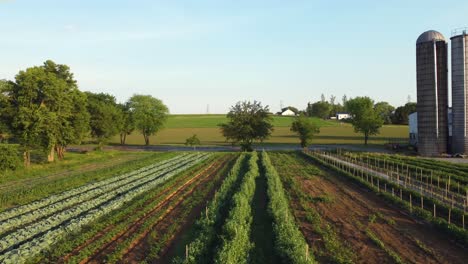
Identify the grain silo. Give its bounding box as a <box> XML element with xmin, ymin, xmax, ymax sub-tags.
<box><xmin>416</xmin><ymin>30</ymin><xmax>449</xmax><ymax>156</ymax></box>
<box><xmin>451</xmin><ymin>28</ymin><xmax>468</xmax><ymax>154</ymax></box>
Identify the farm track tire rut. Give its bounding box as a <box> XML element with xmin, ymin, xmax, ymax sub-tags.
<box><xmin>80</xmin><ymin>158</ymin><xmax>226</xmax><ymax>264</ymax></box>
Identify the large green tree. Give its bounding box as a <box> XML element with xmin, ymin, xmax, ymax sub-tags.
<box><xmin>220</xmin><ymin>100</ymin><xmax>273</xmax><ymax>151</ymax></box>
<box><xmin>0</xmin><ymin>80</ymin><xmax>13</xmax><ymax>142</ymax></box>
<box><xmin>128</xmin><ymin>94</ymin><xmax>169</xmax><ymax>146</ymax></box>
<box><xmin>391</xmin><ymin>102</ymin><xmax>416</xmax><ymax>125</ymax></box>
<box><xmin>346</xmin><ymin>97</ymin><xmax>384</xmax><ymax>145</ymax></box>
<box><xmin>118</xmin><ymin>103</ymin><xmax>135</xmax><ymax>145</ymax></box>
<box><xmin>4</xmin><ymin>65</ymin><xmax>64</xmax><ymax>165</ymax></box>
<box><xmin>307</xmin><ymin>101</ymin><xmax>332</xmax><ymax>119</ymax></box>
<box><xmin>3</xmin><ymin>61</ymin><xmax>90</xmax><ymax>164</ymax></box>
<box><xmin>290</xmin><ymin>115</ymin><xmax>320</xmax><ymax>148</ymax></box>
<box><xmin>86</xmin><ymin>92</ymin><xmax>123</xmax><ymax>149</ymax></box>
<box><xmin>42</xmin><ymin>61</ymin><xmax>90</xmax><ymax>160</ymax></box>
<box><xmin>374</xmin><ymin>101</ymin><xmax>395</xmax><ymax>125</ymax></box>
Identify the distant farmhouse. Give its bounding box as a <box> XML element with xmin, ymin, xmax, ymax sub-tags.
<box><xmin>280</xmin><ymin>109</ymin><xmax>296</xmax><ymax>116</ymax></box>
<box><xmin>335</xmin><ymin>112</ymin><xmax>351</xmax><ymax>120</ymax></box>
<box><xmin>277</xmin><ymin>106</ymin><xmax>298</xmax><ymax>116</ymax></box>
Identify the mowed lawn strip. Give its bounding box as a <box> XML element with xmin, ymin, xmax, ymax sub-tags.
<box><xmin>0</xmin><ymin>151</ymin><xmax>177</xmax><ymax>211</ymax></box>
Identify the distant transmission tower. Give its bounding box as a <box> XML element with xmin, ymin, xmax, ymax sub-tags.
<box><xmin>280</xmin><ymin>100</ymin><xmax>284</xmax><ymax>110</ymax></box>
<box><xmin>206</xmin><ymin>104</ymin><xmax>210</xmax><ymax>114</ymax></box>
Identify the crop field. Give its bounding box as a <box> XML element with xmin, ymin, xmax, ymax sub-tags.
<box><xmin>108</xmin><ymin>114</ymin><xmax>408</xmax><ymax>146</ymax></box>
<box><xmin>1</xmin><ymin>150</ymin><xmax>466</xmax><ymax>263</ymax></box>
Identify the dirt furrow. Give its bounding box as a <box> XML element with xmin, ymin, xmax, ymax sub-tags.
<box><xmin>81</xmin><ymin>159</ymin><xmax>224</xmax><ymax>263</ymax></box>
<box><xmin>120</xmin><ymin>158</ymin><xmax>229</xmax><ymax>263</ymax></box>
<box><xmin>299</xmin><ymin>154</ymin><xmax>467</xmax><ymax>264</ymax></box>
<box><xmin>60</xmin><ymin>159</ymin><xmax>206</xmax><ymax>263</ymax></box>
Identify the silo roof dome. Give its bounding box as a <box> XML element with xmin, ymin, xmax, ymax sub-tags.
<box><xmin>416</xmin><ymin>30</ymin><xmax>446</xmax><ymax>44</ymax></box>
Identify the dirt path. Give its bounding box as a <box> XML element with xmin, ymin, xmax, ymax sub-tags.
<box><xmin>272</xmin><ymin>152</ymin><xmax>468</xmax><ymax>264</ymax></box>
<box><xmin>249</xmin><ymin>159</ymin><xmax>280</xmax><ymax>264</ymax></box>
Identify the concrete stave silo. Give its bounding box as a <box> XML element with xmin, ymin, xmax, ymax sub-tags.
<box><xmin>451</xmin><ymin>28</ymin><xmax>468</xmax><ymax>154</ymax></box>
<box><xmin>416</xmin><ymin>30</ymin><xmax>449</xmax><ymax>156</ymax></box>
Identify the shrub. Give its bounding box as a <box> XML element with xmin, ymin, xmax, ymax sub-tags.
<box><xmin>0</xmin><ymin>144</ymin><xmax>21</xmax><ymax>171</ymax></box>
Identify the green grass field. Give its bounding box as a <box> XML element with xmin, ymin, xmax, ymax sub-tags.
<box><xmin>164</xmin><ymin>114</ymin><xmax>336</xmax><ymax>128</ymax></box>
<box><xmin>110</xmin><ymin>115</ymin><xmax>408</xmax><ymax>146</ymax></box>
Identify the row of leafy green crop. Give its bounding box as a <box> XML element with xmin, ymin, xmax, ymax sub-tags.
<box><xmin>0</xmin><ymin>151</ymin><xmax>178</xmax><ymax>212</ymax></box>
<box><xmin>260</xmin><ymin>152</ymin><xmax>315</xmax><ymax>264</ymax></box>
<box><xmin>34</xmin><ymin>153</ymin><xmax>222</xmax><ymax>264</ymax></box>
<box><xmin>0</xmin><ymin>153</ymin><xmax>196</xmax><ymax>234</ymax></box>
<box><xmin>338</xmin><ymin>151</ymin><xmax>468</xmax><ymax>193</ymax></box>
<box><xmin>102</xmin><ymin>155</ymin><xmax>231</xmax><ymax>263</ymax></box>
<box><xmin>143</xmin><ymin>155</ymin><xmax>235</xmax><ymax>263</ymax></box>
<box><xmin>305</xmin><ymin>152</ymin><xmax>468</xmax><ymax>246</ymax></box>
<box><xmin>269</xmin><ymin>152</ymin><xmax>355</xmax><ymax>264</ymax></box>
<box><xmin>214</xmin><ymin>152</ymin><xmax>259</xmax><ymax>263</ymax></box>
<box><xmin>180</xmin><ymin>153</ymin><xmax>249</xmax><ymax>264</ymax></box>
<box><xmin>354</xmin><ymin>151</ymin><xmax>468</xmax><ymax>184</ymax></box>
<box><xmin>0</xmin><ymin>153</ymin><xmax>211</xmax><ymax>263</ymax></box>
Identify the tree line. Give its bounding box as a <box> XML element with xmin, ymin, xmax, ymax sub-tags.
<box><xmin>0</xmin><ymin>60</ymin><xmax>168</xmax><ymax>166</ymax></box>
<box><xmin>304</xmin><ymin>94</ymin><xmax>416</xmax><ymax>125</ymax></box>
<box><xmin>222</xmin><ymin>96</ymin><xmax>412</xmax><ymax>151</ymax></box>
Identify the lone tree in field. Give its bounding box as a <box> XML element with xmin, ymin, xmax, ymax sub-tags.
<box><xmin>290</xmin><ymin>115</ymin><xmax>320</xmax><ymax>148</ymax></box>
<box><xmin>219</xmin><ymin>100</ymin><xmax>273</xmax><ymax>151</ymax></box>
<box><xmin>185</xmin><ymin>134</ymin><xmax>201</xmax><ymax>150</ymax></box>
<box><xmin>345</xmin><ymin>96</ymin><xmax>383</xmax><ymax>145</ymax></box>
<box><xmin>128</xmin><ymin>95</ymin><xmax>169</xmax><ymax>146</ymax></box>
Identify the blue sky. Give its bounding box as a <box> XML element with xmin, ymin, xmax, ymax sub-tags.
<box><xmin>1</xmin><ymin>0</ymin><xmax>467</xmax><ymax>113</ymax></box>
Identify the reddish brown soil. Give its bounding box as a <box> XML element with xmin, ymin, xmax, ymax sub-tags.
<box><xmin>60</xmin><ymin>159</ymin><xmax>209</xmax><ymax>263</ymax></box>
<box><xmin>121</xmin><ymin>157</ymin><xmax>231</xmax><ymax>263</ymax></box>
<box><xmin>273</xmin><ymin>153</ymin><xmax>468</xmax><ymax>264</ymax></box>
<box><xmin>81</xmin><ymin>157</ymin><xmax>228</xmax><ymax>263</ymax></box>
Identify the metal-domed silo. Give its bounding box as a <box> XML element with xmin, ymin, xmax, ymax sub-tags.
<box><xmin>451</xmin><ymin>28</ymin><xmax>468</xmax><ymax>154</ymax></box>
<box><xmin>416</xmin><ymin>30</ymin><xmax>449</xmax><ymax>156</ymax></box>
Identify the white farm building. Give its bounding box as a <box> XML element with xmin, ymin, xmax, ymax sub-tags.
<box><xmin>336</xmin><ymin>112</ymin><xmax>351</xmax><ymax>120</ymax></box>
<box><xmin>281</xmin><ymin>109</ymin><xmax>296</xmax><ymax>116</ymax></box>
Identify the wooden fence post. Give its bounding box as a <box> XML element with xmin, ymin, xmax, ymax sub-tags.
<box><xmin>433</xmin><ymin>204</ymin><xmax>436</xmax><ymax>218</ymax></box>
